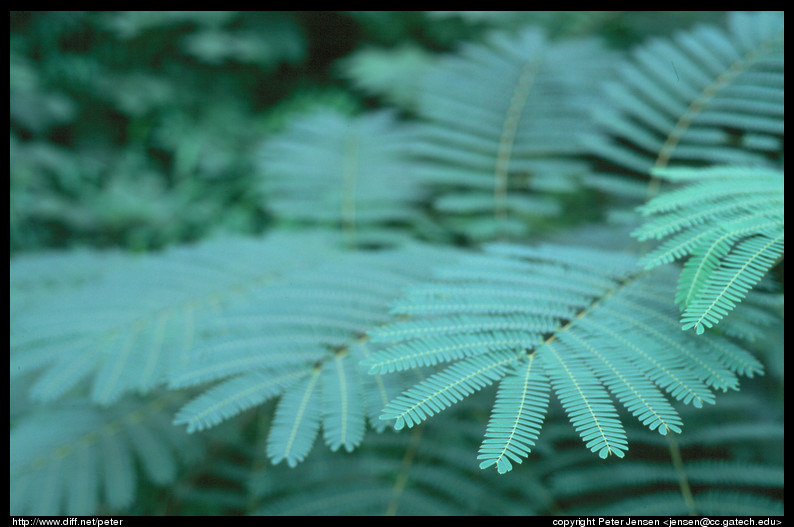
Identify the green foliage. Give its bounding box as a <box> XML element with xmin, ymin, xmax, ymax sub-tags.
<box><xmin>410</xmin><ymin>28</ymin><xmax>617</xmax><ymax>240</ymax></box>
<box><xmin>634</xmin><ymin>165</ymin><xmax>784</xmax><ymax>333</ymax></box>
<box><xmin>367</xmin><ymin>242</ymin><xmax>765</xmax><ymax>473</ymax></box>
<box><xmin>584</xmin><ymin>11</ymin><xmax>784</xmax><ymax>178</ymax></box>
<box><xmin>11</xmin><ymin>233</ymin><xmax>335</xmax><ymax>404</ymax></box>
<box><xmin>256</xmin><ymin>110</ymin><xmax>429</xmax><ymax>244</ymax></box>
<box><xmin>10</xmin><ymin>11</ymin><xmax>321</xmax><ymax>253</ymax></box>
<box><xmin>339</xmin><ymin>44</ymin><xmax>434</xmax><ymax>110</ymax></box>
<box><xmin>10</xmin><ymin>11</ymin><xmax>783</xmax><ymax>516</ymax></box>
<box><xmin>555</xmin><ymin>391</ymin><xmax>784</xmax><ymax>515</ymax></box>
<box><xmin>169</xmin><ymin>240</ymin><xmax>459</xmax><ymax>466</ymax></box>
<box><xmin>10</xmin><ymin>395</ymin><xmax>202</xmax><ymax>516</ymax></box>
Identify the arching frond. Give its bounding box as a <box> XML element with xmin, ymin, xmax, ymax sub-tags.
<box><xmin>584</xmin><ymin>11</ymin><xmax>784</xmax><ymax>190</ymax></box>
<box><xmin>412</xmin><ymin>28</ymin><xmax>617</xmax><ymax>240</ymax></box>
<box><xmin>321</xmin><ymin>353</ymin><xmax>367</xmax><ymax>453</ymax></box>
<box><xmin>9</xmin><ymin>11</ymin><xmax>784</xmax><ymax>517</ymax></box>
<box><xmin>171</xmin><ymin>242</ymin><xmax>461</xmax><ymax>466</ymax></box>
<box><xmin>680</xmin><ymin>232</ymin><xmax>783</xmax><ymax>334</ymax></box>
<box><xmin>367</xmin><ymin>241</ymin><xmax>764</xmax><ymax>472</ymax></box>
<box><xmin>172</xmin><ymin>365</ymin><xmax>312</xmax><ymax>434</ymax></box>
<box><xmin>10</xmin><ymin>249</ymin><xmax>133</xmax><ymax>319</ymax></box>
<box><xmin>246</xmin><ymin>386</ymin><xmax>783</xmax><ymax>515</ymax></box>
<box><xmin>590</xmin><ymin>12</ymin><xmax>784</xmax><ymax>174</ymax></box>
<box><xmin>10</xmin><ymin>232</ymin><xmax>336</xmax><ymax>405</ymax></box>
<box><xmin>633</xmin><ymin>165</ymin><xmax>784</xmax><ymax>334</ymax></box>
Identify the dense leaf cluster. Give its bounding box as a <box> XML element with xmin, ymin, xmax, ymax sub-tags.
<box><xmin>10</xmin><ymin>11</ymin><xmax>783</xmax><ymax>516</ymax></box>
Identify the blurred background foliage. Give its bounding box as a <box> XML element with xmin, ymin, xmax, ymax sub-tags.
<box><xmin>10</xmin><ymin>11</ymin><xmax>725</xmax><ymax>255</ymax></box>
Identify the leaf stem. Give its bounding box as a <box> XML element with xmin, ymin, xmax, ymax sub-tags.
<box><xmin>667</xmin><ymin>434</ymin><xmax>697</xmax><ymax>515</ymax></box>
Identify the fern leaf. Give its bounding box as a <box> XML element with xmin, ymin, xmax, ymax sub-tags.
<box><xmin>541</xmin><ymin>338</ymin><xmax>628</xmax><ymax>459</ymax></box>
<box><xmin>681</xmin><ymin>232</ymin><xmax>784</xmax><ymax>334</ymax></box>
<box><xmin>10</xmin><ymin>396</ymin><xmax>198</xmax><ymax>516</ymax></box>
<box><xmin>412</xmin><ymin>28</ymin><xmax>616</xmax><ymax>240</ymax></box>
<box><xmin>576</xmin><ymin>287</ymin><xmax>718</xmax><ymax>407</ymax></box>
<box><xmin>257</xmin><ymin>109</ymin><xmax>427</xmax><ymax>244</ymax></box>
<box><xmin>349</xmin><ymin>341</ymin><xmax>412</xmax><ymax>433</ymax></box>
<box><xmin>363</xmin><ymin>331</ymin><xmax>540</xmax><ymax>374</ymax></box>
<box><xmin>10</xmin><ymin>232</ymin><xmax>460</xmax><ymax>468</ymax></box>
<box><xmin>267</xmin><ymin>369</ymin><xmax>323</xmax><ymax>468</ymax></box>
<box><xmin>368</xmin><ymin>313</ymin><xmax>559</xmax><ymax>344</ymax></box>
<box><xmin>477</xmin><ymin>353</ymin><xmax>550</xmax><ymax>474</ymax></box>
<box><xmin>633</xmin><ymin>165</ymin><xmax>783</xmax><ymax>333</ymax></box>
<box><xmin>171</xmin><ymin>241</ymin><xmax>461</xmax><ymax>466</ymax></box>
<box><xmin>559</xmin><ymin>329</ymin><xmax>684</xmax><ymax>436</ymax></box>
<box><xmin>585</xmin><ymin>11</ymin><xmax>784</xmax><ymax>178</ymax></box>
<box><xmin>173</xmin><ymin>365</ymin><xmax>311</xmax><ymax>433</ymax></box>
<box><xmin>368</xmin><ymin>240</ymin><xmax>764</xmax><ymax>472</ymax></box>
<box><xmin>321</xmin><ymin>353</ymin><xmax>367</xmax><ymax>453</ymax></box>
<box><xmin>250</xmin><ymin>398</ymin><xmax>553</xmax><ymax>515</ymax></box>
<box><xmin>10</xmin><ymin>232</ymin><xmax>335</xmax><ymax>404</ymax></box>
<box><xmin>379</xmin><ymin>350</ymin><xmax>523</xmax><ymax>430</ymax></box>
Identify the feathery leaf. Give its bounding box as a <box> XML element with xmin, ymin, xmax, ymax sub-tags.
<box><xmin>585</xmin><ymin>11</ymin><xmax>783</xmax><ymax>194</ymax></box>
<box><xmin>633</xmin><ymin>165</ymin><xmax>783</xmax><ymax>333</ymax></box>
<box><xmin>412</xmin><ymin>28</ymin><xmax>617</xmax><ymax>240</ymax></box>
<box><xmin>369</xmin><ymin>240</ymin><xmax>763</xmax><ymax>471</ymax></box>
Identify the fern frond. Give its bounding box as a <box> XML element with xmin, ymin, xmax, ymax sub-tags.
<box><xmin>380</xmin><ymin>349</ymin><xmax>522</xmax><ymax>431</ymax></box>
<box><xmin>257</xmin><ymin>110</ymin><xmax>428</xmax><ymax>244</ymax></box>
<box><xmin>680</xmin><ymin>232</ymin><xmax>784</xmax><ymax>334</ymax></box>
<box><xmin>585</xmin><ymin>11</ymin><xmax>784</xmax><ymax>178</ymax></box>
<box><xmin>634</xmin><ymin>166</ymin><xmax>783</xmax><ymax>246</ymax></box>
<box><xmin>368</xmin><ymin>240</ymin><xmax>764</xmax><ymax>472</ymax></box>
<box><xmin>477</xmin><ymin>353</ymin><xmax>550</xmax><ymax>474</ymax></box>
<box><xmin>10</xmin><ymin>395</ymin><xmax>199</xmax><ymax>516</ymax></box>
<box><xmin>368</xmin><ymin>313</ymin><xmax>559</xmax><ymax>343</ymax></box>
<box><xmin>363</xmin><ymin>331</ymin><xmax>541</xmax><ymax>374</ymax></box>
<box><xmin>558</xmin><ymin>328</ymin><xmax>684</xmax><ymax>436</ymax></box>
<box><xmin>349</xmin><ymin>340</ymin><xmax>414</xmax><ymax>434</ymax></box>
<box><xmin>321</xmin><ymin>353</ymin><xmax>367</xmax><ymax>453</ymax></box>
<box><xmin>171</xmin><ymin>241</ymin><xmax>461</xmax><ymax>466</ymax></box>
<box><xmin>10</xmin><ymin>232</ymin><xmax>335</xmax><ymax>405</ymax></box>
<box><xmin>412</xmin><ymin>28</ymin><xmax>616</xmax><ymax>240</ymax></box>
<box><xmin>542</xmin><ymin>338</ymin><xmax>629</xmax><ymax>459</ymax></box>
<box><xmin>10</xmin><ymin>249</ymin><xmax>131</xmax><ymax>311</ymax></box>
<box><xmin>633</xmin><ymin>165</ymin><xmax>783</xmax><ymax>333</ymax></box>
<box><xmin>266</xmin><ymin>369</ymin><xmax>323</xmax><ymax>468</ymax></box>
<box><xmin>172</xmin><ymin>365</ymin><xmax>311</xmax><ymax>433</ymax></box>
<box><xmin>718</xmin><ymin>288</ymin><xmax>783</xmax><ymax>342</ymax></box>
